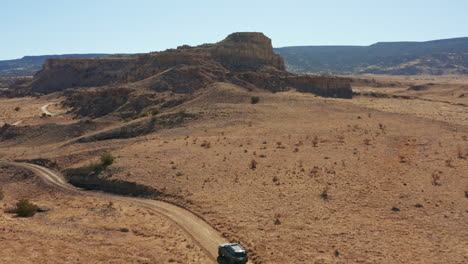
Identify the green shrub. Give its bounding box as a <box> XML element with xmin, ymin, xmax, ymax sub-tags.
<box><xmin>251</xmin><ymin>96</ymin><xmax>260</xmax><ymax>104</ymax></box>
<box><xmin>101</xmin><ymin>152</ymin><xmax>114</xmax><ymax>167</ymax></box>
<box><xmin>89</xmin><ymin>162</ymin><xmax>104</xmax><ymax>174</ymax></box>
<box><xmin>15</xmin><ymin>199</ymin><xmax>38</xmax><ymax>217</ymax></box>
<box><xmin>151</xmin><ymin>110</ymin><xmax>160</xmax><ymax>116</ymax></box>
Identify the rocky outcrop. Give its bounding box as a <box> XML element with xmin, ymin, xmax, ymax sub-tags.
<box><xmin>211</xmin><ymin>32</ymin><xmax>285</xmax><ymax>72</ymax></box>
<box><xmin>28</xmin><ymin>32</ymin><xmax>352</xmax><ymax>117</ymax></box>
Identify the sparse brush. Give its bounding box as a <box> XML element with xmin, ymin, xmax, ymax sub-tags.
<box><xmin>431</xmin><ymin>172</ymin><xmax>441</xmax><ymax>186</ymax></box>
<box><xmin>457</xmin><ymin>145</ymin><xmax>465</xmax><ymax>159</ymax></box>
<box><xmin>251</xmin><ymin>96</ymin><xmax>260</xmax><ymax>104</ymax></box>
<box><xmin>378</xmin><ymin>123</ymin><xmax>386</xmax><ymax>132</ymax></box>
<box><xmin>101</xmin><ymin>152</ymin><xmax>114</xmax><ymax>167</ymax></box>
<box><xmin>445</xmin><ymin>159</ymin><xmax>454</xmax><ymax>167</ymax></box>
<box><xmin>363</xmin><ymin>139</ymin><xmax>371</xmax><ymax>146</ymax></box>
<box><xmin>89</xmin><ymin>162</ymin><xmax>104</xmax><ymax>174</ymax></box>
<box><xmin>398</xmin><ymin>155</ymin><xmax>407</xmax><ymax>163</ymax></box>
<box><xmin>200</xmin><ymin>141</ymin><xmax>211</xmax><ymax>148</ymax></box>
<box><xmin>336</xmin><ymin>135</ymin><xmax>345</xmax><ymax>143</ymax></box>
<box><xmin>14</xmin><ymin>199</ymin><xmax>38</xmax><ymax>217</ymax></box>
<box><xmin>312</xmin><ymin>136</ymin><xmax>319</xmax><ymax>147</ymax></box>
<box><xmin>250</xmin><ymin>159</ymin><xmax>257</xmax><ymax>170</ymax></box>
<box><xmin>320</xmin><ymin>187</ymin><xmax>329</xmax><ymax>200</ymax></box>
<box><xmin>0</xmin><ymin>187</ymin><xmax>4</xmax><ymax>200</ymax></box>
<box><xmin>151</xmin><ymin>110</ymin><xmax>160</xmax><ymax>116</ymax></box>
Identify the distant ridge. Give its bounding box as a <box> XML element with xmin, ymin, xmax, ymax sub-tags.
<box><xmin>0</xmin><ymin>54</ymin><xmax>117</xmax><ymax>77</ymax></box>
<box><xmin>275</xmin><ymin>37</ymin><xmax>468</xmax><ymax>75</ymax></box>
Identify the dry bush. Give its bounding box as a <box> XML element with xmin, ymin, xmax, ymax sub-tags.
<box><xmin>251</xmin><ymin>96</ymin><xmax>260</xmax><ymax>104</ymax></box>
<box><xmin>14</xmin><ymin>199</ymin><xmax>38</xmax><ymax>217</ymax></box>
<box><xmin>378</xmin><ymin>123</ymin><xmax>386</xmax><ymax>133</ymax></box>
<box><xmin>457</xmin><ymin>145</ymin><xmax>465</xmax><ymax>159</ymax></box>
<box><xmin>101</xmin><ymin>152</ymin><xmax>114</xmax><ymax>167</ymax></box>
<box><xmin>320</xmin><ymin>187</ymin><xmax>329</xmax><ymax>200</ymax></box>
<box><xmin>14</xmin><ymin>106</ymin><xmax>20</xmax><ymax>111</ymax></box>
<box><xmin>272</xmin><ymin>176</ymin><xmax>279</xmax><ymax>183</ymax></box>
<box><xmin>293</xmin><ymin>147</ymin><xmax>299</xmax><ymax>152</ymax></box>
<box><xmin>201</xmin><ymin>141</ymin><xmax>211</xmax><ymax>148</ymax></box>
<box><xmin>250</xmin><ymin>159</ymin><xmax>257</xmax><ymax>170</ymax></box>
<box><xmin>276</xmin><ymin>142</ymin><xmax>285</xmax><ymax>149</ymax></box>
<box><xmin>399</xmin><ymin>155</ymin><xmax>407</xmax><ymax>163</ymax></box>
<box><xmin>312</xmin><ymin>136</ymin><xmax>319</xmax><ymax>147</ymax></box>
<box><xmin>431</xmin><ymin>172</ymin><xmax>441</xmax><ymax>186</ymax></box>
<box><xmin>363</xmin><ymin>138</ymin><xmax>371</xmax><ymax>146</ymax></box>
<box><xmin>0</xmin><ymin>188</ymin><xmax>4</xmax><ymax>200</ymax></box>
<box><xmin>336</xmin><ymin>135</ymin><xmax>345</xmax><ymax>144</ymax></box>
<box><xmin>89</xmin><ymin>162</ymin><xmax>104</xmax><ymax>174</ymax></box>
<box><xmin>445</xmin><ymin>159</ymin><xmax>454</xmax><ymax>167</ymax></box>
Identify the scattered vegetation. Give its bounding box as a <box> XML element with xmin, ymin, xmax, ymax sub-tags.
<box><xmin>201</xmin><ymin>141</ymin><xmax>211</xmax><ymax>148</ymax></box>
<box><xmin>457</xmin><ymin>145</ymin><xmax>465</xmax><ymax>159</ymax></box>
<box><xmin>0</xmin><ymin>187</ymin><xmax>3</xmax><ymax>200</ymax></box>
<box><xmin>250</xmin><ymin>159</ymin><xmax>257</xmax><ymax>170</ymax></box>
<box><xmin>320</xmin><ymin>187</ymin><xmax>329</xmax><ymax>200</ymax></box>
<box><xmin>151</xmin><ymin>109</ymin><xmax>160</xmax><ymax>116</ymax></box>
<box><xmin>14</xmin><ymin>199</ymin><xmax>39</xmax><ymax>217</ymax></box>
<box><xmin>251</xmin><ymin>96</ymin><xmax>260</xmax><ymax>104</ymax></box>
<box><xmin>398</xmin><ymin>155</ymin><xmax>407</xmax><ymax>163</ymax></box>
<box><xmin>445</xmin><ymin>159</ymin><xmax>454</xmax><ymax>167</ymax></box>
<box><xmin>431</xmin><ymin>171</ymin><xmax>441</xmax><ymax>186</ymax></box>
<box><xmin>101</xmin><ymin>152</ymin><xmax>115</xmax><ymax>167</ymax></box>
<box><xmin>89</xmin><ymin>162</ymin><xmax>104</xmax><ymax>174</ymax></box>
<box><xmin>312</xmin><ymin>136</ymin><xmax>319</xmax><ymax>147</ymax></box>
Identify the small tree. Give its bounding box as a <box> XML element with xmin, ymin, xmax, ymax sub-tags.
<box><xmin>251</xmin><ymin>96</ymin><xmax>260</xmax><ymax>104</ymax></box>
<box><xmin>15</xmin><ymin>199</ymin><xmax>38</xmax><ymax>217</ymax></box>
<box><xmin>101</xmin><ymin>152</ymin><xmax>114</xmax><ymax>167</ymax></box>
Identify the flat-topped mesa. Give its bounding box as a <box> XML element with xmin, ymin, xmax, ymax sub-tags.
<box><xmin>211</xmin><ymin>32</ymin><xmax>285</xmax><ymax>72</ymax></box>
<box><xmin>28</xmin><ymin>32</ymin><xmax>352</xmax><ymax>99</ymax></box>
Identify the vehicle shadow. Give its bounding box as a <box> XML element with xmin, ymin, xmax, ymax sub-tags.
<box><xmin>217</xmin><ymin>256</ymin><xmax>228</xmax><ymax>264</ymax></box>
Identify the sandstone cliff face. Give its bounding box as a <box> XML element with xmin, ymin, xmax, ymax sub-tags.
<box><xmin>211</xmin><ymin>32</ymin><xmax>285</xmax><ymax>72</ymax></box>
<box><xmin>29</xmin><ymin>32</ymin><xmax>352</xmax><ymax>117</ymax></box>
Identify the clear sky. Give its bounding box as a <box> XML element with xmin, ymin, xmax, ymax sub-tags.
<box><xmin>1</xmin><ymin>0</ymin><xmax>467</xmax><ymax>60</ymax></box>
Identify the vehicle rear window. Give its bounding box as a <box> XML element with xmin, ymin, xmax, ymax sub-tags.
<box><xmin>234</xmin><ymin>252</ymin><xmax>247</xmax><ymax>257</ymax></box>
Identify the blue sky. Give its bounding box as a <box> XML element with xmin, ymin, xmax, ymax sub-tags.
<box><xmin>1</xmin><ymin>0</ymin><xmax>467</xmax><ymax>60</ymax></box>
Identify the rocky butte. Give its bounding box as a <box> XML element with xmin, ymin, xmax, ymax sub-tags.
<box><xmin>27</xmin><ymin>33</ymin><xmax>352</xmax><ymax>117</ymax></box>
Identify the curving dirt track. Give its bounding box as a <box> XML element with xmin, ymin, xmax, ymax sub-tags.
<box><xmin>1</xmin><ymin>161</ymin><xmax>227</xmax><ymax>263</ymax></box>
<box><xmin>41</xmin><ymin>103</ymin><xmax>55</xmax><ymax>116</ymax></box>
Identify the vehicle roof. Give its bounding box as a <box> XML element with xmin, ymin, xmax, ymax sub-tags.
<box><xmin>219</xmin><ymin>243</ymin><xmax>246</xmax><ymax>252</ymax></box>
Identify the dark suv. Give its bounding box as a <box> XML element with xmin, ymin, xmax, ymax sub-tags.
<box><xmin>218</xmin><ymin>243</ymin><xmax>249</xmax><ymax>264</ymax></box>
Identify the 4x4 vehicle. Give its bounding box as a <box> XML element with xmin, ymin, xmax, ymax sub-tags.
<box><xmin>218</xmin><ymin>243</ymin><xmax>249</xmax><ymax>264</ymax></box>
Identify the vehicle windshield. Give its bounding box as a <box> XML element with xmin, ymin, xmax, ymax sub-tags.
<box><xmin>234</xmin><ymin>252</ymin><xmax>247</xmax><ymax>257</ymax></box>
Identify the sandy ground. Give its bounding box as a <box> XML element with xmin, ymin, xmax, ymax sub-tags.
<box><xmin>0</xmin><ymin>75</ymin><xmax>467</xmax><ymax>263</ymax></box>
<box><xmin>0</xmin><ymin>166</ymin><xmax>210</xmax><ymax>264</ymax></box>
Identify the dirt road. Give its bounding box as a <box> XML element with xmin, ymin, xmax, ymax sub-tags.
<box><xmin>1</xmin><ymin>161</ymin><xmax>227</xmax><ymax>263</ymax></box>
<box><xmin>41</xmin><ymin>103</ymin><xmax>55</xmax><ymax>116</ymax></box>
